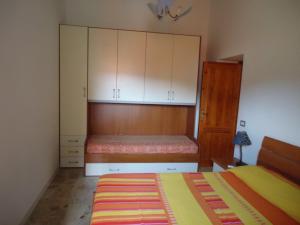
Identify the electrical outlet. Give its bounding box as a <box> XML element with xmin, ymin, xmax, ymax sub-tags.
<box><xmin>240</xmin><ymin>120</ymin><xmax>246</xmax><ymax>127</ymax></box>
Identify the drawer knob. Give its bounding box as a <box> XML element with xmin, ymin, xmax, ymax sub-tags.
<box><xmin>68</xmin><ymin>140</ymin><xmax>79</xmax><ymax>143</ymax></box>
<box><xmin>68</xmin><ymin>150</ymin><xmax>79</xmax><ymax>153</ymax></box>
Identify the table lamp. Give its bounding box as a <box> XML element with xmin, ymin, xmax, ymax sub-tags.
<box><xmin>233</xmin><ymin>131</ymin><xmax>251</xmax><ymax>165</ymax></box>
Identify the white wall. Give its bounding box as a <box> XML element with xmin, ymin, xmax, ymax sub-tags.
<box><xmin>0</xmin><ymin>1</ymin><xmax>61</xmax><ymax>224</ymax></box>
<box><xmin>207</xmin><ymin>0</ymin><xmax>300</xmax><ymax>164</ymax></box>
<box><xmin>61</xmin><ymin>0</ymin><xmax>210</xmax><ymax>52</ymax></box>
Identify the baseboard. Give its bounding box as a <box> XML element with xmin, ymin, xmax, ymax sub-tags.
<box><xmin>19</xmin><ymin>168</ymin><xmax>59</xmax><ymax>225</ymax></box>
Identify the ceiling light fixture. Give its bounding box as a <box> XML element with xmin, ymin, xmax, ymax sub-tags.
<box><xmin>148</xmin><ymin>0</ymin><xmax>192</xmax><ymax>21</ymax></box>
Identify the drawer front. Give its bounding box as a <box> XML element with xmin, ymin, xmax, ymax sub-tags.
<box><xmin>60</xmin><ymin>135</ymin><xmax>86</xmax><ymax>147</ymax></box>
<box><xmin>85</xmin><ymin>163</ymin><xmax>198</xmax><ymax>176</ymax></box>
<box><xmin>60</xmin><ymin>156</ymin><xmax>84</xmax><ymax>167</ymax></box>
<box><xmin>60</xmin><ymin>146</ymin><xmax>84</xmax><ymax>157</ymax></box>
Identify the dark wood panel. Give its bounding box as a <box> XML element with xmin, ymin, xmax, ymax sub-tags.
<box><xmin>88</xmin><ymin>103</ymin><xmax>196</xmax><ymax>135</ymax></box>
<box><xmin>198</xmin><ymin>62</ymin><xmax>242</xmax><ymax>165</ymax></box>
<box><xmin>200</xmin><ymin>131</ymin><xmax>234</xmax><ymax>166</ymax></box>
<box><xmin>85</xmin><ymin>153</ymin><xmax>200</xmax><ymax>163</ymax></box>
<box><xmin>186</xmin><ymin>106</ymin><xmax>196</xmax><ymax>139</ymax></box>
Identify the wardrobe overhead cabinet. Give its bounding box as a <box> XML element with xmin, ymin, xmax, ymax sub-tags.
<box><xmin>88</xmin><ymin>28</ymin><xmax>200</xmax><ymax>105</ymax></box>
<box><xmin>144</xmin><ymin>33</ymin><xmax>174</xmax><ymax>103</ymax></box>
<box><xmin>88</xmin><ymin>28</ymin><xmax>118</xmax><ymax>102</ymax></box>
<box><xmin>117</xmin><ymin>30</ymin><xmax>146</xmax><ymax>102</ymax></box>
<box><xmin>60</xmin><ymin>25</ymin><xmax>87</xmax><ymax>167</ymax></box>
<box><xmin>171</xmin><ymin>35</ymin><xmax>200</xmax><ymax>104</ymax></box>
<box><xmin>145</xmin><ymin>33</ymin><xmax>200</xmax><ymax>104</ymax></box>
<box><xmin>88</xmin><ymin>29</ymin><xmax>147</xmax><ymax>102</ymax></box>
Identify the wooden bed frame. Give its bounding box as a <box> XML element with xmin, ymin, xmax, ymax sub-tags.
<box><xmin>257</xmin><ymin>136</ymin><xmax>300</xmax><ymax>184</ymax></box>
<box><xmin>85</xmin><ymin>103</ymin><xmax>200</xmax><ymax>165</ymax></box>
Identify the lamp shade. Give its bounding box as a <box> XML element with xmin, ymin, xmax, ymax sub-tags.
<box><xmin>233</xmin><ymin>131</ymin><xmax>251</xmax><ymax>146</ymax></box>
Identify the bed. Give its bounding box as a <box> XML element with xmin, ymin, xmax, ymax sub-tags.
<box><xmin>85</xmin><ymin>135</ymin><xmax>200</xmax><ymax>176</ymax></box>
<box><xmin>86</xmin><ymin>135</ymin><xmax>198</xmax><ymax>154</ymax></box>
<box><xmin>89</xmin><ymin>136</ymin><xmax>300</xmax><ymax>225</ymax></box>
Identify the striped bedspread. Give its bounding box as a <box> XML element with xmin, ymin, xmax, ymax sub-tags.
<box><xmin>90</xmin><ymin>166</ymin><xmax>300</xmax><ymax>225</ymax></box>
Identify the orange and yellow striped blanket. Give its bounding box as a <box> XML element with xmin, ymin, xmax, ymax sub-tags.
<box><xmin>90</xmin><ymin>166</ymin><xmax>300</xmax><ymax>225</ymax></box>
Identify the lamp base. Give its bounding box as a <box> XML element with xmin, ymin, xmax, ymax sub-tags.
<box><xmin>235</xmin><ymin>160</ymin><xmax>247</xmax><ymax>166</ymax></box>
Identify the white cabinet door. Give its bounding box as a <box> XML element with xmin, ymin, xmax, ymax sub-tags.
<box><xmin>88</xmin><ymin>28</ymin><xmax>118</xmax><ymax>101</ymax></box>
<box><xmin>60</xmin><ymin>25</ymin><xmax>87</xmax><ymax>136</ymax></box>
<box><xmin>171</xmin><ymin>35</ymin><xmax>200</xmax><ymax>104</ymax></box>
<box><xmin>117</xmin><ymin>31</ymin><xmax>146</xmax><ymax>102</ymax></box>
<box><xmin>144</xmin><ymin>33</ymin><xmax>173</xmax><ymax>103</ymax></box>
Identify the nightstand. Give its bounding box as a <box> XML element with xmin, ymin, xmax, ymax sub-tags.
<box><xmin>212</xmin><ymin>158</ymin><xmax>247</xmax><ymax>172</ymax></box>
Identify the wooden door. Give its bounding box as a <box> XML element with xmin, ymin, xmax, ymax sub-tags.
<box><xmin>117</xmin><ymin>31</ymin><xmax>146</xmax><ymax>102</ymax></box>
<box><xmin>60</xmin><ymin>25</ymin><xmax>87</xmax><ymax>136</ymax></box>
<box><xmin>198</xmin><ymin>62</ymin><xmax>242</xmax><ymax>166</ymax></box>
<box><xmin>144</xmin><ymin>33</ymin><xmax>173</xmax><ymax>103</ymax></box>
<box><xmin>171</xmin><ymin>35</ymin><xmax>200</xmax><ymax>105</ymax></box>
<box><xmin>88</xmin><ymin>28</ymin><xmax>117</xmax><ymax>101</ymax></box>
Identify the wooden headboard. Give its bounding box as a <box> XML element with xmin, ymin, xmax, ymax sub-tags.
<box><xmin>257</xmin><ymin>136</ymin><xmax>300</xmax><ymax>184</ymax></box>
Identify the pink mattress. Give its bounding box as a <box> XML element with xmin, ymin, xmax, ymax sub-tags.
<box><xmin>86</xmin><ymin>135</ymin><xmax>198</xmax><ymax>154</ymax></box>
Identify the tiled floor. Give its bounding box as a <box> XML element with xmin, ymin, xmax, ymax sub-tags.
<box><xmin>25</xmin><ymin>167</ymin><xmax>212</xmax><ymax>225</ymax></box>
<box><xmin>25</xmin><ymin>169</ymin><xmax>98</xmax><ymax>225</ymax></box>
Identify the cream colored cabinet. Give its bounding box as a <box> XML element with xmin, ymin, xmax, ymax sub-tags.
<box><xmin>60</xmin><ymin>25</ymin><xmax>87</xmax><ymax>136</ymax></box>
<box><xmin>88</xmin><ymin>28</ymin><xmax>200</xmax><ymax>105</ymax></box>
<box><xmin>60</xmin><ymin>25</ymin><xmax>87</xmax><ymax>167</ymax></box>
<box><xmin>144</xmin><ymin>33</ymin><xmax>200</xmax><ymax>105</ymax></box>
<box><xmin>88</xmin><ymin>28</ymin><xmax>118</xmax><ymax>101</ymax></box>
<box><xmin>171</xmin><ymin>35</ymin><xmax>200</xmax><ymax>104</ymax></box>
<box><xmin>144</xmin><ymin>33</ymin><xmax>174</xmax><ymax>103</ymax></box>
<box><xmin>117</xmin><ymin>31</ymin><xmax>146</xmax><ymax>102</ymax></box>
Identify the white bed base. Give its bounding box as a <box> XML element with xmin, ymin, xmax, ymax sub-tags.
<box><xmin>85</xmin><ymin>162</ymin><xmax>198</xmax><ymax>176</ymax></box>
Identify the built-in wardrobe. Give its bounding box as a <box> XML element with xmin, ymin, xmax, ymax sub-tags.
<box><xmin>60</xmin><ymin>26</ymin><xmax>87</xmax><ymax>167</ymax></box>
<box><xmin>59</xmin><ymin>25</ymin><xmax>201</xmax><ymax>168</ymax></box>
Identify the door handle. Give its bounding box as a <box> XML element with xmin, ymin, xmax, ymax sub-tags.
<box><xmin>200</xmin><ymin>111</ymin><xmax>207</xmax><ymax>120</ymax></box>
<box><xmin>83</xmin><ymin>87</ymin><xmax>87</xmax><ymax>98</ymax></box>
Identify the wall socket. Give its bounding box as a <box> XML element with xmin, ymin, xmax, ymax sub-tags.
<box><xmin>240</xmin><ymin>120</ymin><xmax>246</xmax><ymax>127</ymax></box>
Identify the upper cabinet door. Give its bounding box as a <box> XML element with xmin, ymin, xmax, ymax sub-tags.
<box><xmin>88</xmin><ymin>28</ymin><xmax>117</xmax><ymax>101</ymax></box>
<box><xmin>171</xmin><ymin>35</ymin><xmax>200</xmax><ymax>104</ymax></box>
<box><xmin>144</xmin><ymin>33</ymin><xmax>174</xmax><ymax>103</ymax></box>
<box><xmin>60</xmin><ymin>25</ymin><xmax>87</xmax><ymax>135</ymax></box>
<box><xmin>117</xmin><ymin>31</ymin><xmax>146</xmax><ymax>102</ymax></box>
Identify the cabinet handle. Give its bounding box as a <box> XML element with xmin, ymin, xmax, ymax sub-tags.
<box><xmin>109</xmin><ymin>168</ymin><xmax>120</xmax><ymax>172</ymax></box>
<box><xmin>83</xmin><ymin>87</ymin><xmax>87</xmax><ymax>98</ymax></box>
<box><xmin>167</xmin><ymin>168</ymin><xmax>177</xmax><ymax>171</ymax></box>
<box><xmin>117</xmin><ymin>89</ymin><xmax>120</xmax><ymax>99</ymax></box>
<box><xmin>172</xmin><ymin>91</ymin><xmax>175</xmax><ymax>100</ymax></box>
<box><xmin>113</xmin><ymin>89</ymin><xmax>116</xmax><ymax>98</ymax></box>
<box><xmin>168</xmin><ymin>91</ymin><xmax>170</xmax><ymax>100</ymax></box>
<box><xmin>68</xmin><ymin>161</ymin><xmax>79</xmax><ymax>164</ymax></box>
